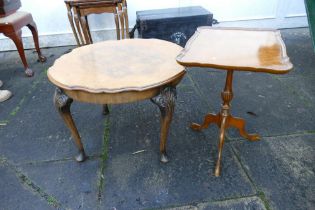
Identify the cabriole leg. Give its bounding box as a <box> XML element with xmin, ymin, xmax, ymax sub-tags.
<box><xmin>27</xmin><ymin>20</ymin><xmax>47</xmax><ymax>63</ymax></box>
<box><xmin>151</xmin><ymin>87</ymin><xmax>176</xmax><ymax>163</ymax></box>
<box><xmin>4</xmin><ymin>30</ymin><xmax>33</xmax><ymax>77</ymax></box>
<box><xmin>54</xmin><ymin>88</ymin><xmax>86</xmax><ymax>162</ymax></box>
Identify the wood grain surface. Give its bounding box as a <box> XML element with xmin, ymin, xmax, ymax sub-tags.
<box><xmin>48</xmin><ymin>39</ymin><xmax>185</xmax><ymax>93</ymax></box>
<box><xmin>176</xmin><ymin>27</ymin><xmax>293</xmax><ymax>74</ymax></box>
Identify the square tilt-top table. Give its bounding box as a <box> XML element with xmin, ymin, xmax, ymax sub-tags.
<box><xmin>48</xmin><ymin>39</ymin><xmax>185</xmax><ymax>163</ymax></box>
<box><xmin>176</xmin><ymin>27</ymin><xmax>293</xmax><ymax>176</ymax></box>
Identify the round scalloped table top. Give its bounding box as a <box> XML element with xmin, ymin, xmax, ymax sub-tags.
<box><xmin>48</xmin><ymin>39</ymin><xmax>185</xmax><ymax>93</ymax></box>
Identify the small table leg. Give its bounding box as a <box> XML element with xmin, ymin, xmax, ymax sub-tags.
<box><xmin>151</xmin><ymin>87</ymin><xmax>176</xmax><ymax>163</ymax></box>
<box><xmin>73</xmin><ymin>6</ymin><xmax>85</xmax><ymax>45</ymax></box>
<box><xmin>114</xmin><ymin>8</ymin><xmax>121</xmax><ymax>40</ymax></box>
<box><xmin>54</xmin><ymin>88</ymin><xmax>87</xmax><ymax>162</ymax></box>
<box><xmin>117</xmin><ymin>3</ymin><xmax>125</xmax><ymax>39</ymax></box>
<box><xmin>191</xmin><ymin>70</ymin><xmax>260</xmax><ymax>176</ymax></box>
<box><xmin>122</xmin><ymin>0</ymin><xmax>130</xmax><ymax>38</ymax></box>
<box><xmin>102</xmin><ymin>104</ymin><xmax>110</xmax><ymax>115</ymax></box>
<box><xmin>80</xmin><ymin>14</ymin><xmax>92</xmax><ymax>45</ymax></box>
<box><xmin>65</xmin><ymin>3</ymin><xmax>81</xmax><ymax>46</ymax></box>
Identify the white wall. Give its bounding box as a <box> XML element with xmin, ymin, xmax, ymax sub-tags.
<box><xmin>0</xmin><ymin>0</ymin><xmax>308</xmax><ymax>50</ymax></box>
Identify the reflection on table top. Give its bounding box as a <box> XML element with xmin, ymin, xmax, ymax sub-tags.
<box><xmin>176</xmin><ymin>27</ymin><xmax>293</xmax><ymax>74</ymax></box>
<box><xmin>48</xmin><ymin>39</ymin><xmax>185</xmax><ymax>93</ymax></box>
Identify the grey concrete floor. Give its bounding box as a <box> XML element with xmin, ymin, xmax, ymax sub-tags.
<box><xmin>0</xmin><ymin>27</ymin><xmax>314</xmax><ymax>210</ymax></box>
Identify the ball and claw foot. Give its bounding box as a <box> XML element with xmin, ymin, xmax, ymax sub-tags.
<box><xmin>38</xmin><ymin>55</ymin><xmax>47</xmax><ymax>63</ymax></box>
<box><xmin>246</xmin><ymin>134</ymin><xmax>260</xmax><ymax>141</ymax></box>
<box><xmin>25</xmin><ymin>68</ymin><xmax>34</xmax><ymax>77</ymax></box>
<box><xmin>190</xmin><ymin>123</ymin><xmax>203</xmax><ymax>131</ymax></box>
<box><xmin>160</xmin><ymin>153</ymin><xmax>169</xmax><ymax>163</ymax></box>
<box><xmin>75</xmin><ymin>150</ymin><xmax>87</xmax><ymax>162</ymax></box>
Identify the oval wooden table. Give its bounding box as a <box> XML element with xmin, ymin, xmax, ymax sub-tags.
<box><xmin>177</xmin><ymin>27</ymin><xmax>293</xmax><ymax>176</ymax></box>
<box><xmin>48</xmin><ymin>39</ymin><xmax>186</xmax><ymax>162</ymax></box>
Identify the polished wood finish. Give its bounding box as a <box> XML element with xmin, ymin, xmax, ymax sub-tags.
<box><xmin>61</xmin><ymin>75</ymin><xmax>184</xmax><ymax>105</ymax></box>
<box><xmin>177</xmin><ymin>27</ymin><xmax>293</xmax><ymax>176</ymax></box>
<box><xmin>48</xmin><ymin>39</ymin><xmax>186</xmax><ymax>162</ymax></box>
<box><xmin>64</xmin><ymin>0</ymin><xmax>129</xmax><ymax>112</ymax></box>
<box><xmin>151</xmin><ymin>87</ymin><xmax>176</xmax><ymax>163</ymax></box>
<box><xmin>177</xmin><ymin>27</ymin><xmax>293</xmax><ymax>74</ymax></box>
<box><xmin>48</xmin><ymin>39</ymin><xmax>184</xmax><ymax>94</ymax></box>
<box><xmin>190</xmin><ymin>70</ymin><xmax>259</xmax><ymax>176</ymax></box>
<box><xmin>64</xmin><ymin>0</ymin><xmax>129</xmax><ymax>46</ymax></box>
<box><xmin>54</xmin><ymin>88</ymin><xmax>87</xmax><ymax>162</ymax></box>
<box><xmin>0</xmin><ymin>11</ymin><xmax>46</xmax><ymax>76</ymax></box>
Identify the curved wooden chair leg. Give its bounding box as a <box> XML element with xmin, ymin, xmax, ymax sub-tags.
<box><xmin>214</xmin><ymin>116</ymin><xmax>228</xmax><ymax>177</ymax></box>
<box><xmin>191</xmin><ymin>113</ymin><xmax>221</xmax><ymax>131</ymax></box>
<box><xmin>228</xmin><ymin>116</ymin><xmax>260</xmax><ymax>141</ymax></box>
<box><xmin>54</xmin><ymin>88</ymin><xmax>87</xmax><ymax>162</ymax></box>
<box><xmin>4</xmin><ymin>30</ymin><xmax>33</xmax><ymax>77</ymax></box>
<box><xmin>26</xmin><ymin>20</ymin><xmax>46</xmax><ymax>63</ymax></box>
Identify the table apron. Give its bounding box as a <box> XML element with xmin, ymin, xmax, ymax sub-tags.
<box><xmin>63</xmin><ymin>86</ymin><xmax>164</xmax><ymax>104</ymax></box>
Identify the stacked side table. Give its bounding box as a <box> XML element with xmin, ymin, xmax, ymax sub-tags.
<box><xmin>64</xmin><ymin>0</ymin><xmax>129</xmax><ymax>46</ymax></box>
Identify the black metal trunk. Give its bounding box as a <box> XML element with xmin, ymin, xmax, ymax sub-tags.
<box><xmin>136</xmin><ymin>6</ymin><xmax>213</xmax><ymax>46</ymax></box>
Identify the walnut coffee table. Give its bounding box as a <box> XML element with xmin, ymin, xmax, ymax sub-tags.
<box><xmin>48</xmin><ymin>39</ymin><xmax>185</xmax><ymax>163</ymax></box>
<box><xmin>177</xmin><ymin>27</ymin><xmax>293</xmax><ymax>176</ymax></box>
